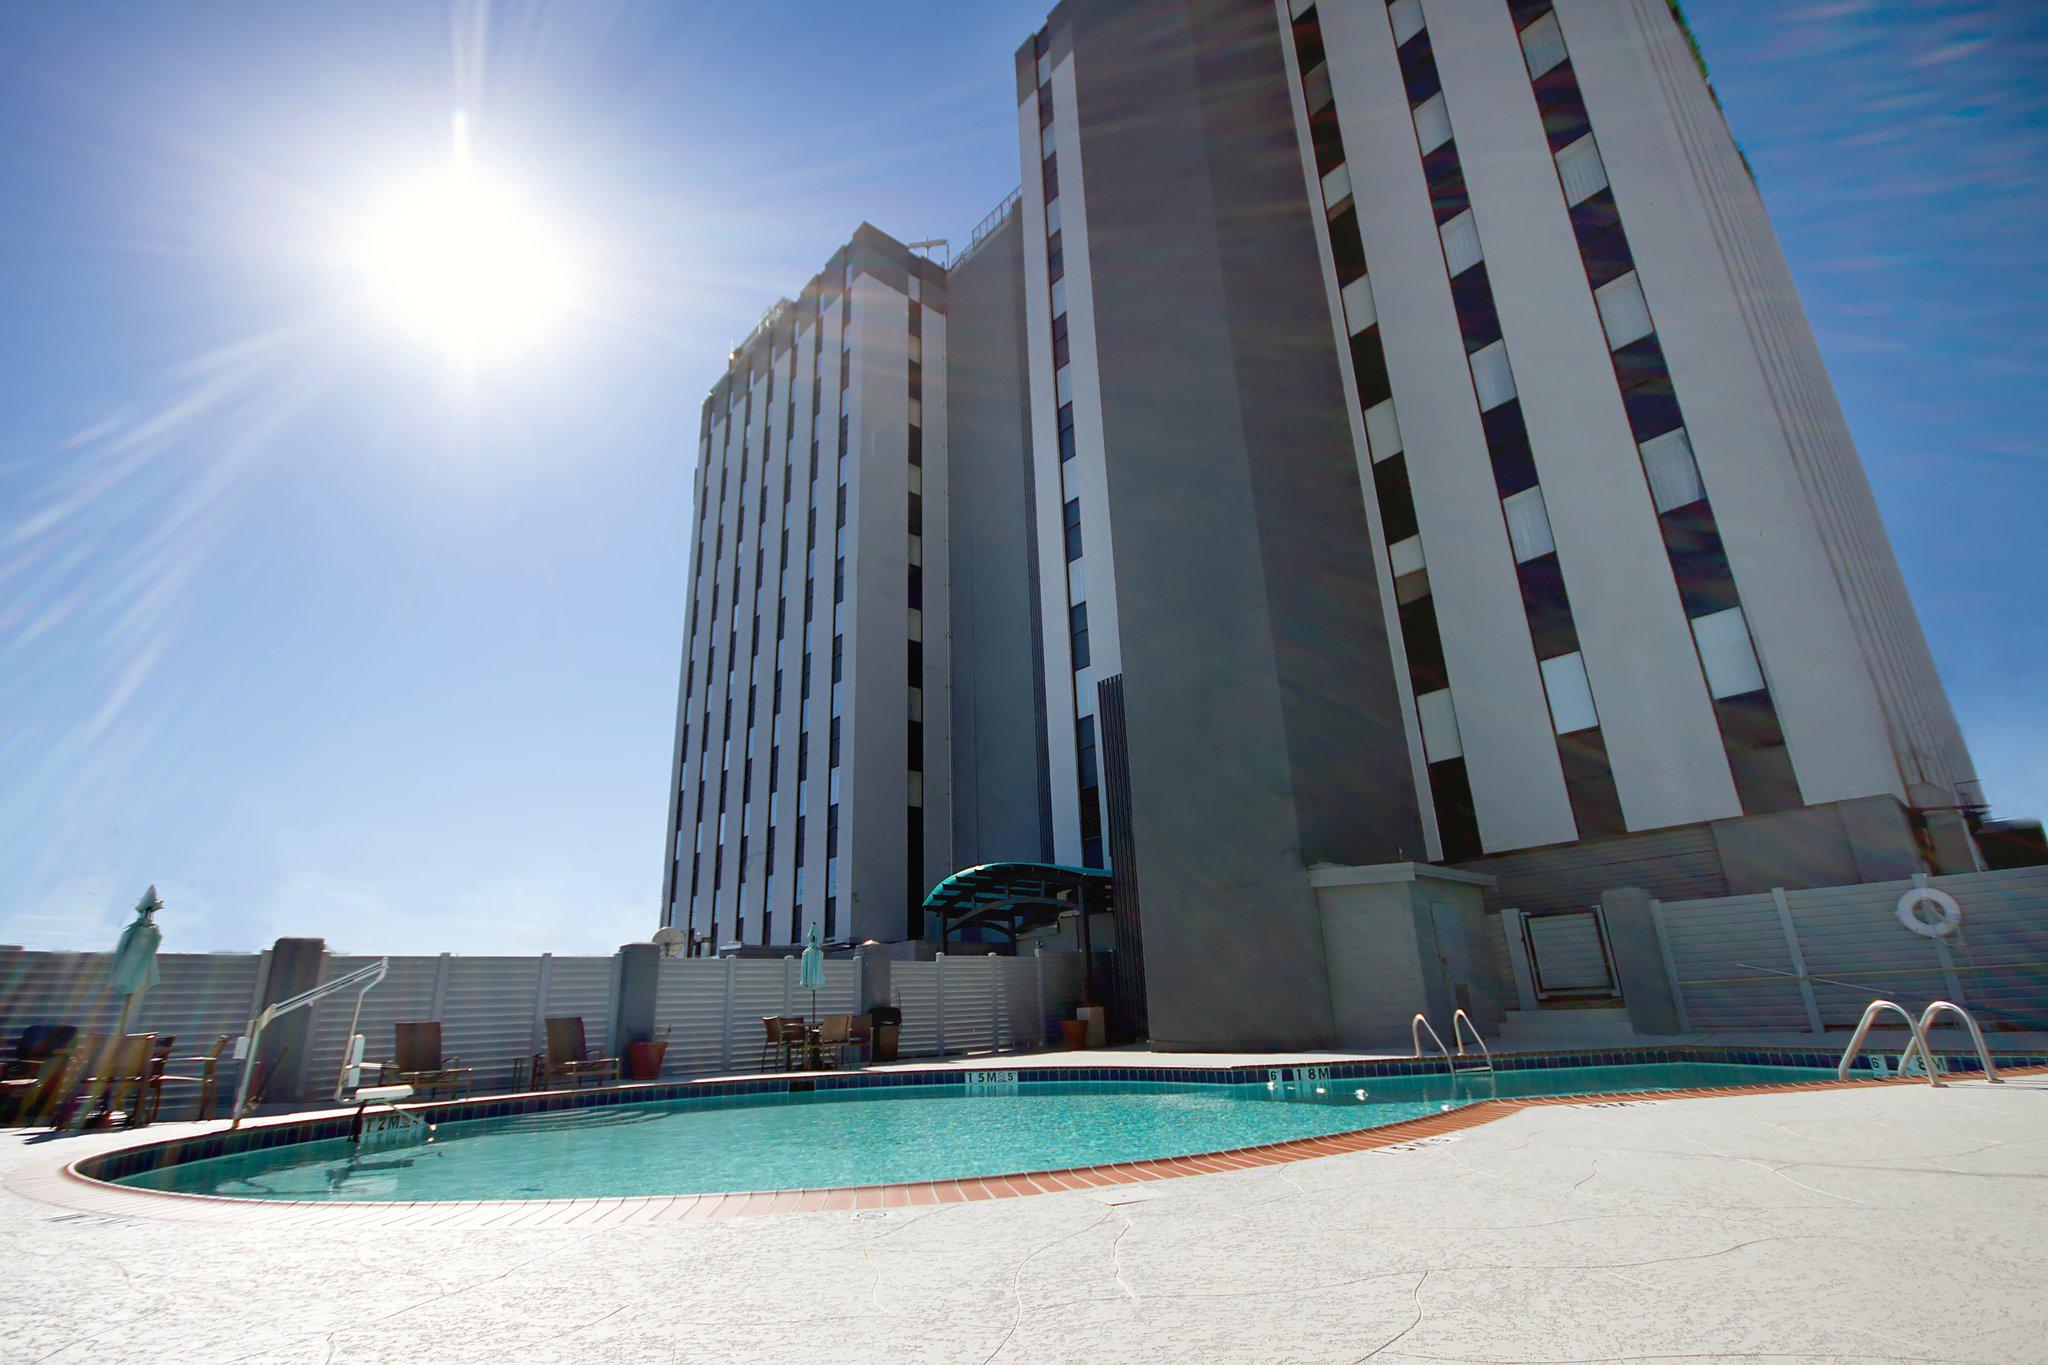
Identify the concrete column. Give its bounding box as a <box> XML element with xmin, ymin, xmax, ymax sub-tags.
<box><xmin>1598</xmin><ymin>889</ymin><xmax>1683</xmax><ymax>1036</ymax></box>
<box><xmin>613</xmin><ymin>943</ymin><xmax>661</xmax><ymax>1047</ymax></box>
<box><xmin>255</xmin><ymin>937</ymin><xmax>325</xmax><ymax>1103</ymax></box>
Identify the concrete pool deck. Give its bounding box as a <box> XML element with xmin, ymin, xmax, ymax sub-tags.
<box><xmin>4</xmin><ymin>1075</ymin><xmax>2045</xmax><ymax>1361</ymax></box>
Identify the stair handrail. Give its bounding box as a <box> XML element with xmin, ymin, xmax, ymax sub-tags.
<box><xmin>1411</xmin><ymin>1014</ymin><xmax>1454</xmax><ymax>1077</ymax></box>
<box><xmin>1451</xmin><ymin>1008</ymin><xmax>1493</xmax><ymax>1070</ymax></box>
<box><xmin>1897</xmin><ymin>1001</ymin><xmax>2002</xmax><ymax>1089</ymax></box>
<box><xmin>1836</xmin><ymin>999</ymin><xmax>1929</xmax><ymax>1083</ymax></box>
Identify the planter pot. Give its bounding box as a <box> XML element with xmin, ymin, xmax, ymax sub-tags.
<box><xmin>1058</xmin><ymin>1019</ymin><xmax>1089</xmax><ymax>1050</ymax></box>
<box><xmin>624</xmin><ymin>1040</ymin><xmax>668</xmax><ymax>1081</ymax></box>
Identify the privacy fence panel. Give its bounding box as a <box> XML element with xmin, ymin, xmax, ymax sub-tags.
<box><xmin>1785</xmin><ymin>881</ymin><xmax>1951</xmax><ymax>1027</ymax></box>
<box><xmin>1654</xmin><ymin>892</ymin><xmax>1808</xmax><ymax>1031</ymax></box>
<box><xmin>541</xmin><ymin>956</ymin><xmax>621</xmax><ymax>1059</ymax></box>
<box><xmin>892</xmin><ymin>963</ymin><xmax>942</xmax><ymax>1057</ymax></box>
<box><xmin>1655</xmin><ymin>866</ymin><xmax>2048</xmax><ymax>1033</ymax></box>
<box><xmin>1933</xmin><ymin>866</ymin><xmax>2048</xmax><ymax>1026</ymax></box>
<box><xmin>436</xmin><ymin>956</ymin><xmax>544</xmax><ymax>1091</ymax></box>
<box><xmin>653</xmin><ymin>959</ymin><xmax>733</xmax><ymax>1077</ymax></box>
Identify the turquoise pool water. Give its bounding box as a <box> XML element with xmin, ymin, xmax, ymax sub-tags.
<box><xmin>114</xmin><ymin>1061</ymin><xmax>1828</xmax><ymax>1202</ymax></box>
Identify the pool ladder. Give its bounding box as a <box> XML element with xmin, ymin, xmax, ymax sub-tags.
<box><xmin>1413</xmin><ymin>1011</ymin><xmax>1494</xmax><ymax>1080</ymax></box>
<box><xmin>1837</xmin><ymin>999</ymin><xmax>2002</xmax><ymax>1088</ymax></box>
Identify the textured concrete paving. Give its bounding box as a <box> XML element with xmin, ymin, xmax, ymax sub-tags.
<box><xmin>3</xmin><ymin>1078</ymin><xmax>2045</xmax><ymax>1363</ymax></box>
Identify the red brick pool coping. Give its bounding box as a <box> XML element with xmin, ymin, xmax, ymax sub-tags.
<box><xmin>20</xmin><ymin>1066</ymin><xmax>2042</xmax><ymax>1228</ymax></box>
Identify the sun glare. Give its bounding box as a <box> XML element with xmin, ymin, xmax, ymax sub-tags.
<box><xmin>354</xmin><ymin>118</ymin><xmax>576</xmax><ymax>366</ymax></box>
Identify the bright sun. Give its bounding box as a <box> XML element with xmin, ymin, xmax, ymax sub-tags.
<box><xmin>354</xmin><ymin>120</ymin><xmax>576</xmax><ymax>366</ymax></box>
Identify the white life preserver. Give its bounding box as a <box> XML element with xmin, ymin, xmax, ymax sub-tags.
<box><xmin>1896</xmin><ymin>887</ymin><xmax>1962</xmax><ymax>939</ymax></box>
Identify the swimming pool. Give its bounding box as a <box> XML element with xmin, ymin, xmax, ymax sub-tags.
<box><xmin>105</xmin><ymin>1059</ymin><xmax>1835</xmax><ymax>1202</ymax></box>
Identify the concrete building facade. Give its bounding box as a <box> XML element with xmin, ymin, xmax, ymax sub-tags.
<box><xmin>1003</xmin><ymin>0</ymin><xmax>1983</xmax><ymax>1044</ymax></box>
<box><xmin>659</xmin><ymin>2</ymin><xmax>1990</xmax><ymax>1044</ymax></box>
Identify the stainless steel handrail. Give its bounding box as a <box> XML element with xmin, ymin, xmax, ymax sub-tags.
<box><xmin>1897</xmin><ymin>1000</ymin><xmax>2003</xmax><ymax>1089</ymax></box>
<box><xmin>1836</xmin><ymin>999</ymin><xmax>1928</xmax><ymax>1083</ymax></box>
<box><xmin>1451</xmin><ymin>1008</ymin><xmax>1493</xmax><ymax>1071</ymax></box>
<box><xmin>1411</xmin><ymin>1014</ymin><xmax>1454</xmax><ymax>1077</ymax></box>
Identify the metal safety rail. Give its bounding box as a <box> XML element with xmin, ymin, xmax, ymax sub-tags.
<box><xmin>1898</xmin><ymin>1001</ymin><xmax>2003</xmax><ymax>1089</ymax></box>
<box><xmin>1412</xmin><ymin>1014</ymin><xmax>1454</xmax><ymax>1078</ymax></box>
<box><xmin>1838</xmin><ymin>998</ymin><xmax>2003</xmax><ymax>1088</ymax></box>
<box><xmin>1451</xmin><ymin>1008</ymin><xmax>1494</xmax><ymax>1076</ymax></box>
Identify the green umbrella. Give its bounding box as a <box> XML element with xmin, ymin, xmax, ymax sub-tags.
<box><xmin>76</xmin><ymin>887</ymin><xmax>162</xmax><ymax>1127</ymax></box>
<box><xmin>107</xmin><ymin>886</ymin><xmax>164</xmax><ymax>1029</ymax></box>
<box><xmin>799</xmin><ymin>925</ymin><xmax>826</xmax><ymax>1020</ymax></box>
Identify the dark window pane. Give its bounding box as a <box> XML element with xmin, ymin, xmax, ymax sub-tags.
<box><xmin>1399</xmin><ymin>596</ymin><xmax>1447</xmax><ymax>692</ymax></box>
<box><xmin>1372</xmin><ymin>452</ymin><xmax>1419</xmax><ymax>544</ymax></box>
<box><xmin>1518</xmin><ymin>555</ymin><xmax>1580</xmax><ymax>658</ymax></box>
<box><xmin>1328</xmin><ymin>205</ymin><xmax>1367</xmax><ymax>285</ymax></box>
<box><xmin>1351</xmin><ymin>327</ymin><xmax>1392</xmax><ymax>409</ymax></box>
<box><xmin>1429</xmin><ymin>757</ymin><xmax>1482</xmax><ymax>861</ymax></box>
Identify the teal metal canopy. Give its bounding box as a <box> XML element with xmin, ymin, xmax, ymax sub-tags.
<box><xmin>920</xmin><ymin>862</ymin><xmax>1112</xmax><ymax>943</ymax></box>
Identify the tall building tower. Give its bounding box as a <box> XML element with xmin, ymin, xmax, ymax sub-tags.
<box><xmin>660</xmin><ymin>228</ymin><xmax>956</xmax><ymax>950</ymax></box>
<box><xmin>659</xmin><ymin>223</ymin><xmax>1048</xmax><ymax>950</ymax></box>
<box><xmin>1013</xmin><ymin>0</ymin><xmax>1981</xmax><ymax>1041</ymax></box>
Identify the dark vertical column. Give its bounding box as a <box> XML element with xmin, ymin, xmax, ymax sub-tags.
<box><xmin>255</xmin><ymin>937</ymin><xmax>325</xmax><ymax>1103</ymax></box>
<box><xmin>1096</xmin><ymin>674</ymin><xmax>1148</xmax><ymax>1042</ymax></box>
<box><xmin>613</xmin><ymin>943</ymin><xmax>661</xmax><ymax>1047</ymax></box>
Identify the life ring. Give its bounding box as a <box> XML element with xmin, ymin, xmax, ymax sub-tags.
<box><xmin>1896</xmin><ymin>887</ymin><xmax>1961</xmax><ymax>939</ymax></box>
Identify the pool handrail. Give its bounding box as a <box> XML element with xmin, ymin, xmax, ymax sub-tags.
<box><xmin>1450</xmin><ymin>1009</ymin><xmax>1493</xmax><ymax>1072</ymax></box>
<box><xmin>1411</xmin><ymin>1014</ymin><xmax>1454</xmax><ymax>1076</ymax></box>
<box><xmin>1896</xmin><ymin>1001</ymin><xmax>2002</xmax><ymax>1089</ymax></box>
<box><xmin>1836</xmin><ymin>999</ymin><xmax>1929</xmax><ymax>1083</ymax></box>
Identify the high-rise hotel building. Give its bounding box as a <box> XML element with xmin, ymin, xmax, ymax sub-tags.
<box><xmin>659</xmin><ymin>225</ymin><xmax>1047</xmax><ymax>950</ymax></box>
<box><xmin>663</xmin><ymin>1</ymin><xmax>1986</xmax><ymax>1036</ymax></box>
<box><xmin>1002</xmin><ymin>0</ymin><xmax>1980</xmax><ymax>1042</ymax></box>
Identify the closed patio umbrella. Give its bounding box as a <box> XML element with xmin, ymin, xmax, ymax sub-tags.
<box><xmin>107</xmin><ymin>886</ymin><xmax>164</xmax><ymax>1037</ymax></box>
<box><xmin>75</xmin><ymin>887</ymin><xmax>163</xmax><ymax>1126</ymax></box>
<box><xmin>799</xmin><ymin>925</ymin><xmax>826</xmax><ymax>1020</ymax></box>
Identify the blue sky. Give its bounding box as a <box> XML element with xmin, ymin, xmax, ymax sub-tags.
<box><xmin>1</xmin><ymin>1</ymin><xmax>2041</xmax><ymax>955</ymax></box>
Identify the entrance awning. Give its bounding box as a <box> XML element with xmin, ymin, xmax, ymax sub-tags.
<box><xmin>920</xmin><ymin>862</ymin><xmax>1112</xmax><ymax>944</ymax></box>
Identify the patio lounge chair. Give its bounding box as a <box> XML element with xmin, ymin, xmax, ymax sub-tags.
<box><xmin>1</xmin><ymin>1025</ymin><xmax>80</xmax><ymax>1125</ymax></box>
<box><xmin>533</xmin><ymin>1017</ymin><xmax>619</xmax><ymax>1089</ymax></box>
<box><xmin>759</xmin><ymin>1016</ymin><xmax>806</xmax><ymax>1072</ymax></box>
<box><xmin>4</xmin><ymin>1025</ymin><xmax>78</xmax><ymax>1079</ymax></box>
<box><xmin>382</xmin><ymin>1022</ymin><xmax>473</xmax><ymax>1100</ymax></box>
<box><xmin>153</xmin><ymin>1035</ymin><xmax>233</xmax><ymax>1121</ymax></box>
<box><xmin>813</xmin><ymin>1015</ymin><xmax>852</xmax><ymax>1070</ymax></box>
<box><xmin>53</xmin><ymin>1033</ymin><xmax>159</xmax><ymax>1128</ymax></box>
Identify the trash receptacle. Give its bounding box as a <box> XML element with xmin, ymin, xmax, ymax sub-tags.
<box><xmin>868</xmin><ymin>1004</ymin><xmax>902</xmax><ymax>1064</ymax></box>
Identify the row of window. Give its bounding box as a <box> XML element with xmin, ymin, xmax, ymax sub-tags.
<box><xmin>676</xmin><ymin>286</ymin><xmax>853</xmax><ymax>946</ymax></box>
<box><xmin>1033</xmin><ymin>30</ymin><xmax>1107</xmax><ymax>872</ymax></box>
<box><xmin>1506</xmin><ymin>0</ymin><xmax>1799</xmax><ymax>815</ymax></box>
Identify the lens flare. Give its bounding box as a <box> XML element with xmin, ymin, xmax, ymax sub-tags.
<box><xmin>353</xmin><ymin>118</ymin><xmax>575</xmax><ymax>365</ymax></box>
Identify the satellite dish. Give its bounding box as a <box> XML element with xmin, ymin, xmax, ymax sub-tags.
<box><xmin>651</xmin><ymin>926</ymin><xmax>688</xmax><ymax>958</ymax></box>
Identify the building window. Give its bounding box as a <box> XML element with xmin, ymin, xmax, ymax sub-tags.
<box><xmin>1069</xmin><ymin>602</ymin><xmax>1091</xmax><ymax>669</ymax></box>
<box><xmin>1389</xmin><ymin>534</ymin><xmax>1425</xmax><ymax>578</ymax></box>
<box><xmin>1595</xmin><ymin>271</ymin><xmax>1655</xmax><ymax>349</ymax></box>
<box><xmin>1555</xmin><ymin>134</ymin><xmax>1608</xmax><ymax>205</ymax></box>
<box><xmin>1412</xmin><ymin>93</ymin><xmax>1452</xmax><ymax>154</ymax></box>
<box><xmin>1388</xmin><ymin>0</ymin><xmax>1426</xmax><ymax>47</ymax></box>
<box><xmin>1540</xmin><ymin>651</ymin><xmax>1599</xmax><ymax>734</ymax></box>
<box><xmin>1063</xmin><ymin>498</ymin><xmax>1084</xmax><ymax>560</ymax></box>
<box><xmin>1365</xmin><ymin>399</ymin><xmax>1402</xmax><ymax>462</ymax></box>
<box><xmin>1640</xmin><ymin>428</ymin><xmax>1705</xmax><ymax>512</ymax></box>
<box><xmin>1440</xmin><ymin>210</ymin><xmax>1483</xmax><ymax>276</ymax></box>
<box><xmin>1318</xmin><ymin>161</ymin><xmax>1351</xmax><ymax>211</ymax></box>
<box><xmin>1416</xmin><ymin>687</ymin><xmax>1463</xmax><ymax>763</ymax></box>
<box><xmin>1502</xmin><ymin>486</ymin><xmax>1555</xmax><ymax>562</ymax></box>
<box><xmin>1692</xmin><ymin>606</ymin><xmax>1767</xmax><ymax>699</ymax></box>
<box><xmin>1340</xmin><ymin>274</ymin><xmax>1377</xmax><ymax>334</ymax></box>
<box><xmin>1470</xmin><ymin>340</ymin><xmax>1517</xmax><ymax>410</ymax></box>
<box><xmin>1519</xmin><ymin>11</ymin><xmax>1568</xmax><ymax>78</ymax></box>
